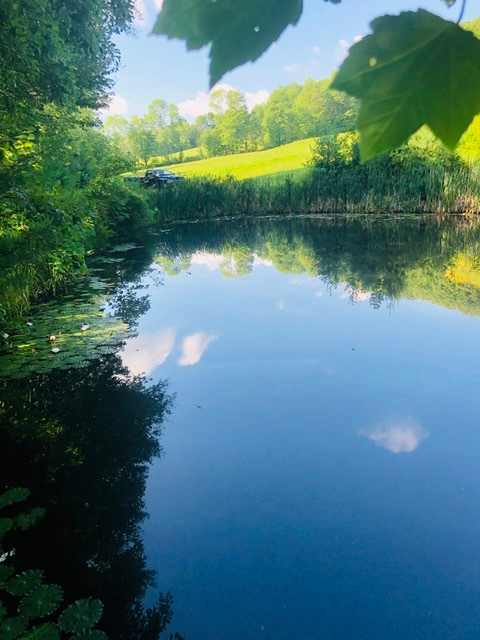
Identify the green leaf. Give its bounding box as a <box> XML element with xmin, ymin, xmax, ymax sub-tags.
<box><xmin>20</xmin><ymin>623</ymin><xmax>60</xmax><ymax>640</ymax></box>
<box><xmin>0</xmin><ymin>565</ymin><xmax>15</xmax><ymax>588</ymax></box>
<box><xmin>0</xmin><ymin>600</ymin><xmax>7</xmax><ymax>621</ymax></box>
<box><xmin>153</xmin><ymin>0</ymin><xmax>303</xmax><ymax>87</ymax></box>
<box><xmin>332</xmin><ymin>10</ymin><xmax>480</xmax><ymax>160</ymax></box>
<box><xmin>58</xmin><ymin>599</ymin><xmax>103</xmax><ymax>634</ymax></box>
<box><xmin>6</xmin><ymin>571</ymin><xmax>44</xmax><ymax>597</ymax></box>
<box><xmin>13</xmin><ymin>509</ymin><xmax>46</xmax><ymax>532</ymax></box>
<box><xmin>18</xmin><ymin>585</ymin><xmax>63</xmax><ymax>620</ymax></box>
<box><xmin>72</xmin><ymin>631</ymin><xmax>108</xmax><ymax>640</ymax></box>
<box><xmin>0</xmin><ymin>518</ymin><xmax>14</xmax><ymax>539</ymax></box>
<box><xmin>0</xmin><ymin>615</ymin><xmax>28</xmax><ymax>640</ymax></box>
<box><xmin>0</xmin><ymin>489</ymin><xmax>30</xmax><ymax>511</ymax></box>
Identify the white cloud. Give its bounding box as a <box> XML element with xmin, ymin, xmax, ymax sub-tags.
<box><xmin>245</xmin><ymin>89</ymin><xmax>269</xmax><ymax>111</ymax></box>
<box><xmin>122</xmin><ymin>329</ymin><xmax>175</xmax><ymax>376</ymax></box>
<box><xmin>312</xmin><ymin>45</ymin><xmax>321</xmax><ymax>56</ymax></box>
<box><xmin>360</xmin><ymin>420</ymin><xmax>429</xmax><ymax>454</ymax></box>
<box><xmin>190</xmin><ymin>252</ymin><xmax>225</xmax><ymax>271</ymax></box>
<box><xmin>178</xmin><ymin>84</ymin><xmax>269</xmax><ymax>121</ymax></box>
<box><xmin>337</xmin><ymin>35</ymin><xmax>364</xmax><ymax>61</ymax></box>
<box><xmin>178</xmin><ymin>92</ymin><xmax>210</xmax><ymax>120</ymax></box>
<box><xmin>178</xmin><ymin>83</ymin><xmax>232</xmax><ymax>120</ymax></box>
<box><xmin>178</xmin><ymin>332</ymin><xmax>217</xmax><ymax>367</ymax></box>
<box><xmin>253</xmin><ymin>256</ymin><xmax>273</xmax><ymax>268</ymax></box>
<box><xmin>343</xmin><ymin>285</ymin><xmax>371</xmax><ymax>303</ymax></box>
<box><xmin>152</xmin><ymin>0</ymin><xmax>164</xmax><ymax>9</ymax></box>
<box><xmin>99</xmin><ymin>94</ymin><xmax>128</xmax><ymax>119</ymax></box>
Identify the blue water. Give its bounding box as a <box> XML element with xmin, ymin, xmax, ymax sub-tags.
<box><xmin>3</xmin><ymin>217</ymin><xmax>480</xmax><ymax>639</ymax></box>
<box><xmin>127</xmin><ymin>226</ymin><xmax>480</xmax><ymax>639</ymax></box>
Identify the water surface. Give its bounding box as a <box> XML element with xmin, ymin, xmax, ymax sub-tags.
<box><xmin>2</xmin><ymin>217</ymin><xmax>480</xmax><ymax>639</ymax></box>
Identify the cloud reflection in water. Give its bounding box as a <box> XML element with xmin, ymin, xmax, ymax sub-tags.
<box><xmin>360</xmin><ymin>419</ymin><xmax>429</xmax><ymax>454</ymax></box>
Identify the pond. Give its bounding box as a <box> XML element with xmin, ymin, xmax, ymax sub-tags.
<box><xmin>2</xmin><ymin>216</ymin><xmax>480</xmax><ymax>639</ymax></box>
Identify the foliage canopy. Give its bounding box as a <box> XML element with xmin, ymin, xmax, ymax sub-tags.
<box><xmin>153</xmin><ymin>0</ymin><xmax>480</xmax><ymax>158</ymax></box>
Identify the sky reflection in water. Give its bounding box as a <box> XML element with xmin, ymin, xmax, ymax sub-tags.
<box><xmin>3</xmin><ymin>218</ymin><xmax>480</xmax><ymax>639</ymax></box>
<box><xmin>125</xmin><ymin>220</ymin><xmax>480</xmax><ymax>640</ymax></box>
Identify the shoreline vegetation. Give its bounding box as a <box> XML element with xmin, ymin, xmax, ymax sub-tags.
<box><xmin>3</xmin><ymin>13</ymin><xmax>480</xmax><ymax>329</ymax></box>
<box><xmin>3</xmin><ymin>100</ymin><xmax>480</xmax><ymax>329</ymax></box>
<box><xmin>2</xmin><ymin>141</ymin><xmax>480</xmax><ymax>326</ymax></box>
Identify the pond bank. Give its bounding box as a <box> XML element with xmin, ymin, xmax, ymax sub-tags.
<box><xmin>3</xmin><ymin>161</ymin><xmax>480</xmax><ymax>327</ymax></box>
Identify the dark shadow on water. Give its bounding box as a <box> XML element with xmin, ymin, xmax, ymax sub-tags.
<box><xmin>0</xmin><ymin>352</ymin><xmax>175</xmax><ymax>638</ymax></box>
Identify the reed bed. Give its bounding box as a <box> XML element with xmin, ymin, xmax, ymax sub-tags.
<box><xmin>152</xmin><ymin>159</ymin><xmax>480</xmax><ymax>222</ymax></box>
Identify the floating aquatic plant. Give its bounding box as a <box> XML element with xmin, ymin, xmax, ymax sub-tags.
<box><xmin>58</xmin><ymin>599</ymin><xmax>103</xmax><ymax>634</ymax></box>
<box><xmin>0</xmin><ymin>488</ymin><xmax>30</xmax><ymax>509</ymax></box>
<box><xmin>0</xmin><ymin>614</ymin><xmax>27</xmax><ymax>640</ymax></box>
<box><xmin>0</xmin><ymin>488</ymin><xmax>109</xmax><ymax>638</ymax></box>
<box><xmin>20</xmin><ymin>622</ymin><xmax>60</xmax><ymax>639</ymax></box>
<box><xmin>19</xmin><ymin>584</ymin><xmax>64</xmax><ymax>619</ymax></box>
<box><xmin>5</xmin><ymin>570</ymin><xmax>44</xmax><ymax>596</ymax></box>
<box><xmin>0</xmin><ymin>270</ymin><xmax>132</xmax><ymax>379</ymax></box>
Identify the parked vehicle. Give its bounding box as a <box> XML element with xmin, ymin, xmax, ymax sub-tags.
<box><xmin>123</xmin><ymin>168</ymin><xmax>185</xmax><ymax>188</ymax></box>
<box><xmin>143</xmin><ymin>168</ymin><xmax>184</xmax><ymax>186</ymax></box>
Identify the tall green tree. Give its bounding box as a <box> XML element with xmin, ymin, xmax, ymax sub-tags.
<box><xmin>262</xmin><ymin>84</ymin><xmax>302</xmax><ymax>147</ymax></box>
<box><xmin>0</xmin><ymin>0</ymin><xmax>135</xmax><ymax>141</ymax></box>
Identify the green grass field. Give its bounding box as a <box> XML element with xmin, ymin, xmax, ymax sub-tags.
<box><xmin>164</xmin><ymin>138</ymin><xmax>317</xmax><ymax>180</ymax></box>
<box><xmin>148</xmin><ymin>146</ymin><xmax>202</xmax><ymax>167</ymax></box>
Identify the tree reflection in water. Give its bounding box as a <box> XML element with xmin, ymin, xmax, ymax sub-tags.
<box><xmin>3</xmin><ymin>216</ymin><xmax>480</xmax><ymax>638</ymax></box>
<box><xmin>0</xmin><ymin>353</ymin><xmax>175</xmax><ymax>639</ymax></box>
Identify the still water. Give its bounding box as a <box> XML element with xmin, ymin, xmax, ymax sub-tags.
<box><xmin>2</xmin><ymin>217</ymin><xmax>480</xmax><ymax>639</ymax></box>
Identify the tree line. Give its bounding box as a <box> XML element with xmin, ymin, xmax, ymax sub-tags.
<box><xmin>103</xmin><ymin>78</ymin><xmax>358</xmax><ymax>165</ymax></box>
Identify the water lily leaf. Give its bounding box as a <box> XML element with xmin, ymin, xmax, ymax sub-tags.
<box><xmin>0</xmin><ymin>565</ymin><xmax>15</xmax><ymax>588</ymax></box>
<box><xmin>6</xmin><ymin>571</ymin><xmax>44</xmax><ymax>597</ymax></box>
<box><xmin>18</xmin><ymin>585</ymin><xmax>63</xmax><ymax>620</ymax></box>
<box><xmin>0</xmin><ymin>615</ymin><xmax>28</xmax><ymax>640</ymax></box>
<box><xmin>72</xmin><ymin>631</ymin><xmax>108</xmax><ymax>640</ymax></box>
<box><xmin>332</xmin><ymin>10</ymin><xmax>480</xmax><ymax>160</ymax></box>
<box><xmin>13</xmin><ymin>509</ymin><xmax>46</xmax><ymax>532</ymax></box>
<box><xmin>0</xmin><ymin>518</ymin><xmax>14</xmax><ymax>539</ymax></box>
<box><xmin>153</xmin><ymin>0</ymin><xmax>303</xmax><ymax>87</ymax></box>
<box><xmin>58</xmin><ymin>599</ymin><xmax>103</xmax><ymax>634</ymax></box>
<box><xmin>0</xmin><ymin>488</ymin><xmax>30</xmax><ymax>510</ymax></box>
<box><xmin>19</xmin><ymin>623</ymin><xmax>60</xmax><ymax>640</ymax></box>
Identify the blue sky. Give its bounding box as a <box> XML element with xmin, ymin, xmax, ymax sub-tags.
<box><xmin>107</xmin><ymin>0</ymin><xmax>477</xmax><ymax>119</ymax></box>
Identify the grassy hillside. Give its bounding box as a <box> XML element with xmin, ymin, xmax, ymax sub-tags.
<box><xmin>148</xmin><ymin>146</ymin><xmax>202</xmax><ymax>167</ymax></box>
<box><xmin>165</xmin><ymin>138</ymin><xmax>317</xmax><ymax>180</ymax></box>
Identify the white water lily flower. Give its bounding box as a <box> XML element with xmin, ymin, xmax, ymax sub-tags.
<box><xmin>80</xmin><ymin>324</ymin><xmax>90</xmax><ymax>331</ymax></box>
<box><xmin>51</xmin><ymin>347</ymin><xmax>60</xmax><ymax>354</ymax></box>
<box><xmin>2</xmin><ymin>333</ymin><xmax>9</xmax><ymax>339</ymax></box>
<box><xmin>26</xmin><ymin>321</ymin><xmax>33</xmax><ymax>327</ymax></box>
<box><xmin>49</xmin><ymin>335</ymin><xmax>56</xmax><ymax>341</ymax></box>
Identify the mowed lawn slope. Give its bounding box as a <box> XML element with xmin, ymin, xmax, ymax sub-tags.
<box><xmin>165</xmin><ymin>138</ymin><xmax>317</xmax><ymax>180</ymax></box>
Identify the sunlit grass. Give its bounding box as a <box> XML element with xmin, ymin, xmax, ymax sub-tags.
<box><xmin>445</xmin><ymin>253</ymin><xmax>480</xmax><ymax>288</ymax></box>
<box><xmin>148</xmin><ymin>146</ymin><xmax>202</xmax><ymax>167</ymax></box>
<box><xmin>164</xmin><ymin>138</ymin><xmax>317</xmax><ymax>180</ymax></box>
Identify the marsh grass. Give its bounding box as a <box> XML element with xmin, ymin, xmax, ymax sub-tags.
<box><xmin>152</xmin><ymin>159</ymin><xmax>480</xmax><ymax>223</ymax></box>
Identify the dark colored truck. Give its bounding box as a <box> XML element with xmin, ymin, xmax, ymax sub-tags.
<box><xmin>124</xmin><ymin>167</ymin><xmax>185</xmax><ymax>187</ymax></box>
